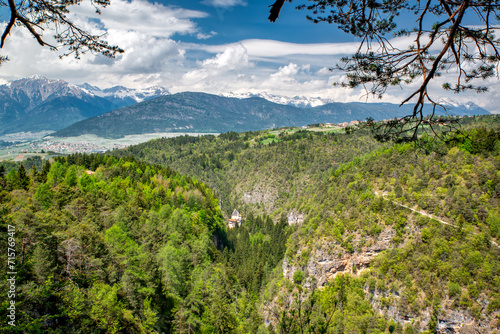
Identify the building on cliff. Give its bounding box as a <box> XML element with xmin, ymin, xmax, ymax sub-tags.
<box><xmin>228</xmin><ymin>209</ymin><xmax>242</xmax><ymax>229</ymax></box>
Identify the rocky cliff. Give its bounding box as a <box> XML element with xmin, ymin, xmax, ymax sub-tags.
<box><xmin>281</xmin><ymin>221</ymin><xmax>499</xmax><ymax>333</ymax></box>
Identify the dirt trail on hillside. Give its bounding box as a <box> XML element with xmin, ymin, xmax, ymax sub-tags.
<box><xmin>373</xmin><ymin>190</ymin><xmax>499</xmax><ymax>249</ymax></box>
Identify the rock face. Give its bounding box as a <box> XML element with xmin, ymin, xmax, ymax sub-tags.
<box><xmin>287</xmin><ymin>209</ymin><xmax>305</xmax><ymax>225</ymax></box>
<box><xmin>239</xmin><ymin>183</ymin><xmax>280</xmax><ymax>214</ymax></box>
<box><xmin>369</xmin><ymin>292</ymin><xmax>497</xmax><ymax>333</ymax></box>
<box><xmin>283</xmin><ymin>227</ymin><xmax>395</xmax><ymax>289</ymax></box>
<box><xmin>282</xmin><ymin>225</ymin><xmax>500</xmax><ymax>333</ymax></box>
<box><xmin>243</xmin><ymin>190</ymin><xmax>276</xmax><ymax>207</ymax></box>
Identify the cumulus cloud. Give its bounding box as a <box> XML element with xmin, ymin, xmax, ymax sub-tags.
<box><xmin>201</xmin><ymin>44</ymin><xmax>251</xmax><ymax>69</ymax></box>
<box><xmin>65</xmin><ymin>0</ymin><xmax>210</xmax><ymax>74</ymax></box>
<box><xmin>270</xmin><ymin>63</ymin><xmax>300</xmax><ymax>81</ymax></box>
<box><xmin>0</xmin><ymin>2</ymin><xmax>497</xmax><ymax>114</ymax></box>
<box><xmin>0</xmin><ymin>0</ymin><xmax>210</xmax><ymax>86</ymax></box>
<box><xmin>68</xmin><ymin>0</ymin><xmax>208</xmax><ymax>39</ymax></box>
<box><xmin>182</xmin><ymin>44</ymin><xmax>253</xmax><ymax>85</ymax></box>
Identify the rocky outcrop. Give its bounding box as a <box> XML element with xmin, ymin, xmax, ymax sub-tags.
<box><xmin>369</xmin><ymin>291</ymin><xmax>498</xmax><ymax>333</ymax></box>
<box><xmin>282</xmin><ymin>225</ymin><xmax>500</xmax><ymax>333</ymax></box>
<box><xmin>239</xmin><ymin>184</ymin><xmax>280</xmax><ymax>213</ymax></box>
<box><xmin>283</xmin><ymin>227</ymin><xmax>395</xmax><ymax>288</ymax></box>
<box><xmin>287</xmin><ymin>209</ymin><xmax>305</xmax><ymax>225</ymax></box>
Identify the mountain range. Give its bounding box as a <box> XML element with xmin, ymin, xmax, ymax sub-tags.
<box><xmin>78</xmin><ymin>82</ymin><xmax>170</xmax><ymax>109</ymax></box>
<box><xmin>221</xmin><ymin>91</ymin><xmax>335</xmax><ymax>107</ymax></box>
<box><xmin>53</xmin><ymin>91</ymin><xmax>490</xmax><ymax>138</ymax></box>
<box><xmin>0</xmin><ymin>76</ymin><xmax>168</xmax><ymax>135</ymax></box>
<box><xmin>0</xmin><ymin>76</ymin><xmax>491</xmax><ymax>138</ymax></box>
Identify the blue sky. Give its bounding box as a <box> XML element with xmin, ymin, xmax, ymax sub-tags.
<box><xmin>0</xmin><ymin>0</ymin><xmax>498</xmax><ymax>112</ymax></box>
<box><xmin>158</xmin><ymin>0</ymin><xmax>358</xmax><ymax>44</ymax></box>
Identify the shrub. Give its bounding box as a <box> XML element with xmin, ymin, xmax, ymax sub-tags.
<box><xmin>293</xmin><ymin>269</ymin><xmax>304</xmax><ymax>284</ymax></box>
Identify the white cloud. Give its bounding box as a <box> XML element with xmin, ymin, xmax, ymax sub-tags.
<box><xmin>200</xmin><ymin>39</ymin><xmax>361</xmax><ymax>58</ymax></box>
<box><xmin>197</xmin><ymin>31</ymin><xmax>218</xmax><ymax>40</ymax></box>
<box><xmin>270</xmin><ymin>63</ymin><xmax>300</xmax><ymax>81</ymax></box>
<box><xmin>69</xmin><ymin>0</ymin><xmax>208</xmax><ymax>39</ymax></box>
<box><xmin>316</xmin><ymin>67</ymin><xmax>332</xmax><ymax>76</ymax></box>
<box><xmin>201</xmin><ymin>44</ymin><xmax>251</xmax><ymax>69</ymax></box>
<box><xmin>0</xmin><ymin>0</ymin><xmax>209</xmax><ymax>86</ymax></box>
<box><xmin>182</xmin><ymin>44</ymin><xmax>253</xmax><ymax>85</ymax></box>
<box><xmin>201</xmin><ymin>0</ymin><xmax>247</xmax><ymax>7</ymax></box>
<box><xmin>0</xmin><ymin>5</ymin><xmax>498</xmax><ymax>115</ymax></box>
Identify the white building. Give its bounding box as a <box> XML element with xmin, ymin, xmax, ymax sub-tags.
<box><xmin>228</xmin><ymin>209</ymin><xmax>242</xmax><ymax>229</ymax></box>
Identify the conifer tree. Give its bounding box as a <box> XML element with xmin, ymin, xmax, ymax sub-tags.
<box><xmin>41</xmin><ymin>160</ymin><xmax>51</xmax><ymax>183</ymax></box>
<box><xmin>0</xmin><ymin>165</ymin><xmax>5</xmax><ymax>189</ymax></box>
<box><xmin>17</xmin><ymin>164</ymin><xmax>30</xmax><ymax>190</ymax></box>
<box><xmin>31</xmin><ymin>165</ymin><xmax>40</xmax><ymax>183</ymax></box>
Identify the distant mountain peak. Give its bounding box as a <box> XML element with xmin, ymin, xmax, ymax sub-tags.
<box><xmin>2</xmin><ymin>75</ymin><xmax>92</xmax><ymax>105</ymax></box>
<box><xmin>11</xmin><ymin>75</ymin><xmax>57</xmax><ymax>86</ymax></box>
<box><xmin>80</xmin><ymin>83</ymin><xmax>170</xmax><ymax>103</ymax></box>
<box><xmin>78</xmin><ymin>83</ymin><xmax>102</xmax><ymax>93</ymax></box>
<box><xmin>3</xmin><ymin>77</ymin><xmax>170</xmax><ymax>105</ymax></box>
<box><xmin>221</xmin><ymin>91</ymin><xmax>334</xmax><ymax>108</ymax></box>
<box><xmin>437</xmin><ymin>97</ymin><xmax>483</xmax><ymax>110</ymax></box>
<box><xmin>27</xmin><ymin>74</ymin><xmax>50</xmax><ymax>81</ymax></box>
<box><xmin>103</xmin><ymin>85</ymin><xmax>130</xmax><ymax>93</ymax></box>
<box><xmin>0</xmin><ymin>76</ymin><xmax>169</xmax><ymax>135</ymax></box>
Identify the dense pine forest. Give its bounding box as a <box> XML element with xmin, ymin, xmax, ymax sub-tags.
<box><xmin>1</xmin><ymin>115</ymin><xmax>500</xmax><ymax>333</ymax></box>
<box><xmin>114</xmin><ymin>127</ymin><xmax>381</xmax><ymax>217</ymax></box>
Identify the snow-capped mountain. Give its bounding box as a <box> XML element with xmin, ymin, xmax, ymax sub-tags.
<box><xmin>0</xmin><ymin>75</ymin><xmax>171</xmax><ymax>135</ymax></box>
<box><xmin>436</xmin><ymin>97</ymin><xmax>491</xmax><ymax>117</ymax></box>
<box><xmin>53</xmin><ymin>91</ymin><xmax>491</xmax><ymax>139</ymax></box>
<box><xmin>0</xmin><ymin>75</ymin><xmax>491</xmax><ymax>137</ymax></box>
<box><xmin>79</xmin><ymin>83</ymin><xmax>170</xmax><ymax>106</ymax></box>
<box><xmin>3</xmin><ymin>75</ymin><xmax>93</xmax><ymax>108</ymax></box>
<box><xmin>438</xmin><ymin>97</ymin><xmax>484</xmax><ymax>111</ymax></box>
<box><xmin>221</xmin><ymin>92</ymin><xmax>334</xmax><ymax>108</ymax></box>
<box><xmin>0</xmin><ymin>75</ymin><xmax>106</xmax><ymax>135</ymax></box>
<box><xmin>224</xmin><ymin>93</ymin><xmax>485</xmax><ymax>111</ymax></box>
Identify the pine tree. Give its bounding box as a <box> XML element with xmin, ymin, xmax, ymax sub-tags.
<box><xmin>41</xmin><ymin>160</ymin><xmax>51</xmax><ymax>183</ymax></box>
<box><xmin>18</xmin><ymin>165</ymin><xmax>30</xmax><ymax>190</ymax></box>
<box><xmin>0</xmin><ymin>165</ymin><xmax>5</xmax><ymax>189</ymax></box>
<box><xmin>31</xmin><ymin>165</ymin><xmax>41</xmax><ymax>183</ymax></box>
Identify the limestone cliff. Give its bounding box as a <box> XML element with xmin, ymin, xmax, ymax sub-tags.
<box><xmin>282</xmin><ymin>224</ymin><xmax>499</xmax><ymax>333</ymax></box>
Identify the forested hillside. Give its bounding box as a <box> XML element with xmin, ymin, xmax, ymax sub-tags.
<box><xmin>265</xmin><ymin>125</ymin><xmax>500</xmax><ymax>333</ymax></box>
<box><xmin>113</xmin><ymin>115</ymin><xmax>500</xmax><ymax>333</ymax></box>
<box><xmin>113</xmin><ymin>128</ymin><xmax>382</xmax><ymax>218</ymax></box>
<box><xmin>1</xmin><ymin>115</ymin><xmax>500</xmax><ymax>333</ymax></box>
<box><xmin>0</xmin><ymin>153</ymin><xmax>296</xmax><ymax>333</ymax></box>
<box><xmin>114</xmin><ymin>116</ymin><xmax>499</xmax><ymax>219</ymax></box>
